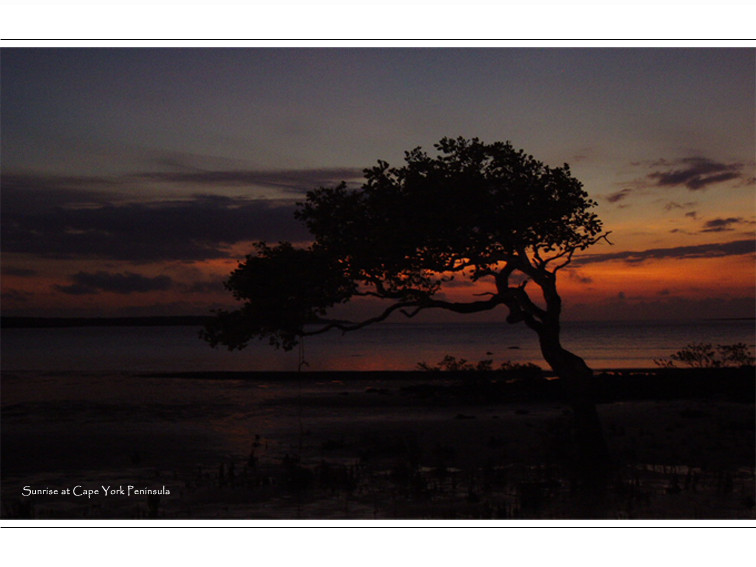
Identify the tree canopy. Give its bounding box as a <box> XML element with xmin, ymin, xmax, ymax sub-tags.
<box><xmin>202</xmin><ymin>137</ymin><xmax>607</xmax><ymax>352</ymax></box>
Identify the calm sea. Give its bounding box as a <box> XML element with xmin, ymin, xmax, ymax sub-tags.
<box><xmin>2</xmin><ymin>319</ymin><xmax>754</xmax><ymax>373</ymax></box>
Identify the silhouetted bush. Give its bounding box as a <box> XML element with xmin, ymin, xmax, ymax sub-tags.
<box><xmin>654</xmin><ymin>343</ymin><xmax>755</xmax><ymax>368</ymax></box>
<box><xmin>417</xmin><ymin>355</ymin><xmax>493</xmax><ymax>372</ymax></box>
<box><xmin>417</xmin><ymin>355</ymin><xmax>544</xmax><ymax>380</ymax></box>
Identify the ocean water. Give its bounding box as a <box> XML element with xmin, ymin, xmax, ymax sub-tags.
<box><xmin>2</xmin><ymin>319</ymin><xmax>754</xmax><ymax>373</ymax></box>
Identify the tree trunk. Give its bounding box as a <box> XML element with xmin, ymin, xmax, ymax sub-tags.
<box><xmin>537</xmin><ymin>326</ymin><xmax>610</xmax><ymax>478</ymax></box>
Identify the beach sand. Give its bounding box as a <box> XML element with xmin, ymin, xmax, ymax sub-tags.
<box><xmin>1</xmin><ymin>370</ymin><xmax>754</xmax><ymax>520</ymax></box>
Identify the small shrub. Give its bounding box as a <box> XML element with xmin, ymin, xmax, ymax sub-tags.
<box><xmin>654</xmin><ymin>342</ymin><xmax>755</xmax><ymax>368</ymax></box>
<box><xmin>416</xmin><ymin>355</ymin><xmax>543</xmax><ymax>381</ymax></box>
<box><xmin>416</xmin><ymin>355</ymin><xmax>493</xmax><ymax>372</ymax></box>
<box><xmin>716</xmin><ymin>343</ymin><xmax>755</xmax><ymax>367</ymax></box>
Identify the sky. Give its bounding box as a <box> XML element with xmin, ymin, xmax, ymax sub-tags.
<box><xmin>1</xmin><ymin>47</ymin><xmax>754</xmax><ymax>321</ymax></box>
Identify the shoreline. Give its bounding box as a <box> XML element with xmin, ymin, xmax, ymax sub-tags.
<box><xmin>135</xmin><ymin>367</ymin><xmax>755</xmax><ymax>404</ymax></box>
<box><xmin>2</xmin><ymin>367</ymin><xmax>753</xmax><ymax>519</ymax></box>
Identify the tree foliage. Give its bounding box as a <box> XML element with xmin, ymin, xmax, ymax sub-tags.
<box><xmin>202</xmin><ymin>242</ymin><xmax>354</xmax><ymax>350</ymax></box>
<box><xmin>202</xmin><ymin>137</ymin><xmax>607</xmax><ymax>352</ymax></box>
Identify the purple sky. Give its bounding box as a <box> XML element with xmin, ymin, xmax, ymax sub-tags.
<box><xmin>1</xmin><ymin>48</ymin><xmax>754</xmax><ymax>320</ymax></box>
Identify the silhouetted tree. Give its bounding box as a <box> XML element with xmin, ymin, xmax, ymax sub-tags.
<box><xmin>203</xmin><ymin>137</ymin><xmax>611</xmax><ymax>467</ymax></box>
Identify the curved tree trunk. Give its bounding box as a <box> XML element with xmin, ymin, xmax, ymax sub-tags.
<box><xmin>497</xmin><ymin>262</ymin><xmax>610</xmax><ymax>479</ymax></box>
<box><xmin>537</xmin><ymin>325</ymin><xmax>610</xmax><ymax>476</ymax></box>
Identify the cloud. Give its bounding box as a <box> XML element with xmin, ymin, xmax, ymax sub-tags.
<box><xmin>1</xmin><ymin>289</ymin><xmax>34</xmax><ymax>303</ymax></box>
<box><xmin>1</xmin><ymin>266</ymin><xmax>38</xmax><ymax>277</ymax></box>
<box><xmin>566</xmin><ymin>295</ymin><xmax>756</xmax><ymax>322</ymax></box>
<box><xmin>575</xmin><ymin>239</ymin><xmax>755</xmax><ymax>265</ymax></box>
<box><xmin>567</xmin><ymin>271</ymin><xmax>593</xmax><ymax>284</ymax></box>
<box><xmin>700</xmin><ymin>217</ymin><xmax>751</xmax><ymax>233</ymax></box>
<box><xmin>646</xmin><ymin>157</ymin><xmax>744</xmax><ymax>191</ymax></box>
<box><xmin>2</xmin><ymin>193</ymin><xmax>311</xmax><ymax>262</ymax></box>
<box><xmin>54</xmin><ymin>271</ymin><xmax>174</xmax><ymax>295</ymax></box>
<box><xmin>0</xmin><ymin>173</ymin><xmax>124</xmax><ymax>213</ymax></box>
<box><xmin>2</xmin><ymin>167</ymin><xmax>364</xmax><ymax>205</ymax></box>
<box><xmin>1</xmin><ymin>167</ymin><xmax>367</xmax><ymax>262</ymax></box>
<box><xmin>605</xmin><ymin>188</ymin><xmax>633</xmax><ymax>204</ymax></box>
<box><xmin>662</xmin><ymin>201</ymin><xmax>696</xmax><ymax>212</ymax></box>
<box><xmin>180</xmin><ymin>278</ymin><xmax>228</xmax><ymax>293</ymax></box>
<box><xmin>136</xmin><ymin>167</ymin><xmax>364</xmax><ymax>194</ymax></box>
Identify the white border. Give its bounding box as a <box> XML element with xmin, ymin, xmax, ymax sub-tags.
<box><xmin>1</xmin><ymin>4</ymin><xmax>756</xmax><ymax>42</ymax></box>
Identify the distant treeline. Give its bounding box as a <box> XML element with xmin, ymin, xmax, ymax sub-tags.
<box><xmin>1</xmin><ymin>315</ymin><xmax>350</xmax><ymax>329</ymax></box>
<box><xmin>1</xmin><ymin>316</ymin><xmax>213</xmax><ymax>329</ymax></box>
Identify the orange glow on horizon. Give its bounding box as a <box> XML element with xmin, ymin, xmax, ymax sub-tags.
<box><xmin>3</xmin><ymin>246</ymin><xmax>753</xmax><ymax>319</ymax></box>
<box><xmin>436</xmin><ymin>253</ymin><xmax>756</xmax><ymax>306</ymax></box>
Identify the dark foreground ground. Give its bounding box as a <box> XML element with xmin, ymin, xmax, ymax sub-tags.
<box><xmin>2</xmin><ymin>368</ymin><xmax>754</xmax><ymax>520</ymax></box>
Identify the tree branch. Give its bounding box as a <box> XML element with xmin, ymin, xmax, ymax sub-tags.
<box><xmin>302</xmin><ymin>301</ymin><xmax>418</xmax><ymax>336</ymax></box>
<box><xmin>302</xmin><ymin>295</ymin><xmax>507</xmax><ymax>337</ymax></box>
<box><xmin>541</xmin><ymin>232</ymin><xmax>613</xmax><ymax>271</ymax></box>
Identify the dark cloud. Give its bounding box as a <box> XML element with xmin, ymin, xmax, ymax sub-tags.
<box><xmin>1</xmin><ymin>266</ymin><xmax>38</xmax><ymax>277</ymax></box>
<box><xmin>575</xmin><ymin>239</ymin><xmax>755</xmax><ymax>266</ymax></box>
<box><xmin>566</xmin><ymin>295</ymin><xmax>756</xmax><ymax>322</ymax></box>
<box><xmin>181</xmin><ymin>278</ymin><xmax>228</xmax><ymax>294</ymax></box>
<box><xmin>54</xmin><ymin>271</ymin><xmax>174</xmax><ymax>295</ymax></box>
<box><xmin>1</xmin><ymin>172</ymin><xmax>123</xmax><ymax>191</ymax></box>
<box><xmin>700</xmin><ymin>217</ymin><xmax>753</xmax><ymax>233</ymax></box>
<box><xmin>2</xmin><ymin>167</ymin><xmax>364</xmax><ymax>206</ymax></box>
<box><xmin>605</xmin><ymin>188</ymin><xmax>633</xmax><ymax>204</ymax></box>
<box><xmin>1</xmin><ymin>289</ymin><xmax>34</xmax><ymax>303</ymax></box>
<box><xmin>701</xmin><ymin>217</ymin><xmax>741</xmax><ymax>232</ymax></box>
<box><xmin>662</xmin><ymin>201</ymin><xmax>696</xmax><ymax>212</ymax></box>
<box><xmin>2</xmin><ymin>193</ymin><xmax>311</xmax><ymax>262</ymax></box>
<box><xmin>136</xmin><ymin>167</ymin><xmax>364</xmax><ymax>194</ymax></box>
<box><xmin>1</xmin><ymin>168</ymin><xmax>362</xmax><ymax>262</ymax></box>
<box><xmin>646</xmin><ymin>157</ymin><xmax>744</xmax><ymax>191</ymax></box>
<box><xmin>567</xmin><ymin>271</ymin><xmax>593</xmax><ymax>284</ymax></box>
<box><xmin>0</xmin><ymin>173</ymin><xmax>124</xmax><ymax>212</ymax></box>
